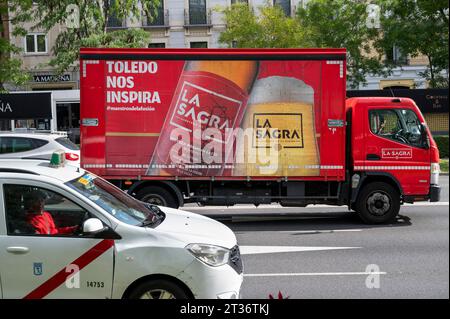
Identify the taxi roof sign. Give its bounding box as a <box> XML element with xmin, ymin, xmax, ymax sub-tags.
<box><xmin>49</xmin><ymin>150</ymin><xmax>66</xmax><ymax>168</ymax></box>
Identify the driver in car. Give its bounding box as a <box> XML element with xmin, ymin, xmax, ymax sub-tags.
<box><xmin>24</xmin><ymin>190</ymin><xmax>79</xmax><ymax>235</ymax></box>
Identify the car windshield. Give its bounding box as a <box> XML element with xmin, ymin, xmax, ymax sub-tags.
<box><xmin>65</xmin><ymin>173</ymin><xmax>158</xmax><ymax>226</ymax></box>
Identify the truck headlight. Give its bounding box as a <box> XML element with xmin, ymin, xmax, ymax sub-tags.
<box><xmin>186</xmin><ymin>244</ymin><xmax>230</xmax><ymax>267</ymax></box>
<box><xmin>431</xmin><ymin>163</ymin><xmax>440</xmax><ymax>185</ymax></box>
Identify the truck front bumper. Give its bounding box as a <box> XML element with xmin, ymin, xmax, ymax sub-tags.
<box><xmin>430</xmin><ymin>184</ymin><xmax>441</xmax><ymax>202</ymax></box>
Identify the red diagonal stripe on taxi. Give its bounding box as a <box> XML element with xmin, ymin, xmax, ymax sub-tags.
<box><xmin>24</xmin><ymin>239</ymin><xmax>114</xmax><ymax>299</ymax></box>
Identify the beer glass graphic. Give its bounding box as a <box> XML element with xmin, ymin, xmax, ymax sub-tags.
<box><xmin>233</xmin><ymin>76</ymin><xmax>320</xmax><ymax>177</ymax></box>
<box><xmin>147</xmin><ymin>60</ymin><xmax>258</xmax><ymax>176</ymax></box>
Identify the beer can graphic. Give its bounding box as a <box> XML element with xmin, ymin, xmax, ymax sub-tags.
<box><xmin>233</xmin><ymin>76</ymin><xmax>320</xmax><ymax>177</ymax></box>
<box><xmin>147</xmin><ymin>60</ymin><xmax>258</xmax><ymax>176</ymax></box>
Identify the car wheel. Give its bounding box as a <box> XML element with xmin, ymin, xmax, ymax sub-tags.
<box><xmin>356</xmin><ymin>182</ymin><xmax>400</xmax><ymax>224</ymax></box>
<box><xmin>128</xmin><ymin>279</ymin><xmax>190</xmax><ymax>299</ymax></box>
<box><xmin>136</xmin><ymin>186</ymin><xmax>178</xmax><ymax>208</ymax></box>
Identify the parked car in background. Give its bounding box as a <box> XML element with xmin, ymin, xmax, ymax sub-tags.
<box><xmin>0</xmin><ymin>132</ymin><xmax>80</xmax><ymax>166</ymax></box>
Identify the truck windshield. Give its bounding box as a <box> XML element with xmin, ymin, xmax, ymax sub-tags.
<box><xmin>65</xmin><ymin>173</ymin><xmax>157</xmax><ymax>226</ymax></box>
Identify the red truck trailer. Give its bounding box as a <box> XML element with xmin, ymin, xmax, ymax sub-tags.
<box><xmin>80</xmin><ymin>48</ymin><xmax>440</xmax><ymax>224</ymax></box>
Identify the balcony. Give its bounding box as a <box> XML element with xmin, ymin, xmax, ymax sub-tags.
<box><xmin>184</xmin><ymin>8</ymin><xmax>212</xmax><ymax>27</ymax></box>
<box><xmin>143</xmin><ymin>9</ymin><xmax>169</xmax><ymax>29</ymax></box>
<box><xmin>106</xmin><ymin>15</ymin><xmax>126</xmax><ymax>29</ymax></box>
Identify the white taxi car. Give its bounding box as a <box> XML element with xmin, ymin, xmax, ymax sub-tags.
<box><xmin>0</xmin><ymin>153</ymin><xmax>242</xmax><ymax>299</ymax></box>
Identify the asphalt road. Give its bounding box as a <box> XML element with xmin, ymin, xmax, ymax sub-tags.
<box><xmin>185</xmin><ymin>176</ymin><xmax>449</xmax><ymax>299</ymax></box>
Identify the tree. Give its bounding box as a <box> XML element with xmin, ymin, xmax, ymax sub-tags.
<box><xmin>219</xmin><ymin>2</ymin><xmax>305</xmax><ymax>48</ymax></box>
<box><xmin>7</xmin><ymin>0</ymin><xmax>161</xmax><ymax>76</ymax></box>
<box><xmin>297</xmin><ymin>0</ymin><xmax>389</xmax><ymax>89</ymax></box>
<box><xmin>219</xmin><ymin>1</ymin><xmax>389</xmax><ymax>88</ymax></box>
<box><xmin>376</xmin><ymin>0</ymin><xmax>449</xmax><ymax>88</ymax></box>
<box><xmin>0</xmin><ymin>0</ymin><xmax>32</xmax><ymax>91</ymax></box>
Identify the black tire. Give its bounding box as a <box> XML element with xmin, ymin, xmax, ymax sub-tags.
<box><xmin>135</xmin><ymin>186</ymin><xmax>178</xmax><ymax>208</ymax></box>
<box><xmin>128</xmin><ymin>279</ymin><xmax>190</xmax><ymax>299</ymax></box>
<box><xmin>355</xmin><ymin>182</ymin><xmax>400</xmax><ymax>224</ymax></box>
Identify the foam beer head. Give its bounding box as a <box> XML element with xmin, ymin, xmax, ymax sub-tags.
<box><xmin>233</xmin><ymin>76</ymin><xmax>320</xmax><ymax>177</ymax></box>
<box><xmin>147</xmin><ymin>60</ymin><xmax>258</xmax><ymax>176</ymax></box>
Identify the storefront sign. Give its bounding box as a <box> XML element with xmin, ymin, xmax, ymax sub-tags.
<box><xmin>347</xmin><ymin>89</ymin><xmax>449</xmax><ymax>114</ymax></box>
<box><xmin>33</xmin><ymin>74</ymin><xmax>71</xmax><ymax>82</ymax></box>
<box><xmin>0</xmin><ymin>92</ymin><xmax>52</xmax><ymax>119</ymax></box>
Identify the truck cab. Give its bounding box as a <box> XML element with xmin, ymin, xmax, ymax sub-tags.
<box><xmin>347</xmin><ymin>97</ymin><xmax>440</xmax><ymax>223</ymax></box>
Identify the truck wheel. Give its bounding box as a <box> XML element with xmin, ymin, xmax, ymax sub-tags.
<box><xmin>128</xmin><ymin>279</ymin><xmax>190</xmax><ymax>299</ymax></box>
<box><xmin>136</xmin><ymin>186</ymin><xmax>178</xmax><ymax>208</ymax></box>
<box><xmin>355</xmin><ymin>182</ymin><xmax>400</xmax><ymax>224</ymax></box>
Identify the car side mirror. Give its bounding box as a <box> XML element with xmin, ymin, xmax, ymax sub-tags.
<box><xmin>83</xmin><ymin>218</ymin><xmax>122</xmax><ymax>239</ymax></box>
<box><xmin>82</xmin><ymin>218</ymin><xmax>121</xmax><ymax>239</ymax></box>
<box><xmin>83</xmin><ymin>218</ymin><xmax>105</xmax><ymax>234</ymax></box>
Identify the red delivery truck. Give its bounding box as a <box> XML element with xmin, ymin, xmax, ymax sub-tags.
<box><xmin>80</xmin><ymin>48</ymin><xmax>441</xmax><ymax>224</ymax></box>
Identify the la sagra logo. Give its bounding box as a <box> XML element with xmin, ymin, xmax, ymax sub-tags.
<box><xmin>0</xmin><ymin>99</ymin><xmax>13</xmax><ymax>113</ymax></box>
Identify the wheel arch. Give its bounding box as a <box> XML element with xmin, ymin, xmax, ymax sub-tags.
<box><xmin>351</xmin><ymin>172</ymin><xmax>403</xmax><ymax>204</ymax></box>
<box><xmin>121</xmin><ymin>273</ymin><xmax>195</xmax><ymax>299</ymax></box>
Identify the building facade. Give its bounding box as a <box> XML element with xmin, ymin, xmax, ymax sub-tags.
<box><xmin>3</xmin><ymin>0</ymin><xmax>447</xmax><ymax>135</ymax></box>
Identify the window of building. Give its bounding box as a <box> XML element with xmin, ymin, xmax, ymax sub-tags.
<box><xmin>148</xmin><ymin>43</ymin><xmax>166</xmax><ymax>48</ymax></box>
<box><xmin>231</xmin><ymin>0</ymin><xmax>249</xmax><ymax>4</ymax></box>
<box><xmin>106</xmin><ymin>0</ymin><xmax>124</xmax><ymax>28</ymax></box>
<box><xmin>145</xmin><ymin>1</ymin><xmax>165</xmax><ymax>26</ymax></box>
<box><xmin>190</xmin><ymin>41</ymin><xmax>208</xmax><ymax>48</ymax></box>
<box><xmin>273</xmin><ymin>0</ymin><xmax>291</xmax><ymax>16</ymax></box>
<box><xmin>385</xmin><ymin>45</ymin><xmax>408</xmax><ymax>65</ymax></box>
<box><xmin>25</xmin><ymin>34</ymin><xmax>47</xmax><ymax>54</ymax></box>
<box><xmin>189</xmin><ymin>0</ymin><xmax>207</xmax><ymax>25</ymax></box>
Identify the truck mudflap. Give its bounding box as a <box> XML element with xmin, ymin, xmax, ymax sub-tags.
<box><xmin>430</xmin><ymin>185</ymin><xmax>441</xmax><ymax>202</ymax></box>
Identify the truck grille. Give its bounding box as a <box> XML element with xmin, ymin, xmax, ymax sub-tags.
<box><xmin>229</xmin><ymin>245</ymin><xmax>243</xmax><ymax>274</ymax></box>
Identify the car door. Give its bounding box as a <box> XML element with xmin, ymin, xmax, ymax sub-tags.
<box><xmin>364</xmin><ymin>107</ymin><xmax>431</xmax><ymax>196</ymax></box>
<box><xmin>0</xmin><ymin>180</ymin><xmax>115</xmax><ymax>299</ymax></box>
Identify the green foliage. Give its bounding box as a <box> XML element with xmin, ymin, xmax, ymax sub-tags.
<box><xmin>5</xmin><ymin>0</ymin><xmax>159</xmax><ymax>75</ymax></box>
<box><xmin>434</xmin><ymin>135</ymin><xmax>449</xmax><ymax>159</ymax></box>
<box><xmin>0</xmin><ymin>0</ymin><xmax>33</xmax><ymax>90</ymax></box>
<box><xmin>219</xmin><ymin>3</ymin><xmax>305</xmax><ymax>48</ymax></box>
<box><xmin>376</xmin><ymin>0</ymin><xmax>449</xmax><ymax>88</ymax></box>
<box><xmin>440</xmin><ymin>159</ymin><xmax>449</xmax><ymax>173</ymax></box>
<box><xmin>297</xmin><ymin>0</ymin><xmax>389</xmax><ymax>89</ymax></box>
<box><xmin>34</xmin><ymin>0</ymin><xmax>160</xmax><ymax>74</ymax></box>
<box><xmin>219</xmin><ymin>1</ymin><xmax>389</xmax><ymax>88</ymax></box>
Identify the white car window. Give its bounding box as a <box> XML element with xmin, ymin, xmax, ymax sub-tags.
<box><xmin>0</xmin><ymin>137</ymin><xmax>48</xmax><ymax>154</ymax></box>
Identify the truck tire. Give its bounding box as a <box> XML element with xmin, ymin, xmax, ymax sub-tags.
<box><xmin>355</xmin><ymin>182</ymin><xmax>400</xmax><ymax>224</ymax></box>
<box><xmin>128</xmin><ymin>279</ymin><xmax>190</xmax><ymax>299</ymax></box>
<box><xmin>136</xmin><ymin>186</ymin><xmax>178</xmax><ymax>208</ymax></box>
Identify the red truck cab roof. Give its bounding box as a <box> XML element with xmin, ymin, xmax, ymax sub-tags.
<box><xmin>346</xmin><ymin>97</ymin><xmax>418</xmax><ymax>108</ymax></box>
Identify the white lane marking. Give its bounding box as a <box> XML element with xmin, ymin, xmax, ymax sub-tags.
<box><xmin>244</xmin><ymin>272</ymin><xmax>387</xmax><ymax>277</ymax></box>
<box><xmin>240</xmin><ymin>246</ymin><xmax>361</xmax><ymax>255</ymax></box>
<box><xmin>276</xmin><ymin>229</ymin><xmax>363</xmax><ymax>234</ymax></box>
<box><xmin>185</xmin><ymin>202</ymin><xmax>449</xmax><ymax>210</ymax></box>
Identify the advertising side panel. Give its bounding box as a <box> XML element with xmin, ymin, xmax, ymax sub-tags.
<box><xmin>82</xmin><ymin>58</ymin><xmax>345</xmax><ymax>179</ymax></box>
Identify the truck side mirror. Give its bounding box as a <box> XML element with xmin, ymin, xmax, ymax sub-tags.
<box><xmin>421</xmin><ymin>124</ymin><xmax>430</xmax><ymax>149</ymax></box>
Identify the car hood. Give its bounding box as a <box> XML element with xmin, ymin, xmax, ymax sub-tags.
<box><xmin>151</xmin><ymin>206</ymin><xmax>237</xmax><ymax>249</ymax></box>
